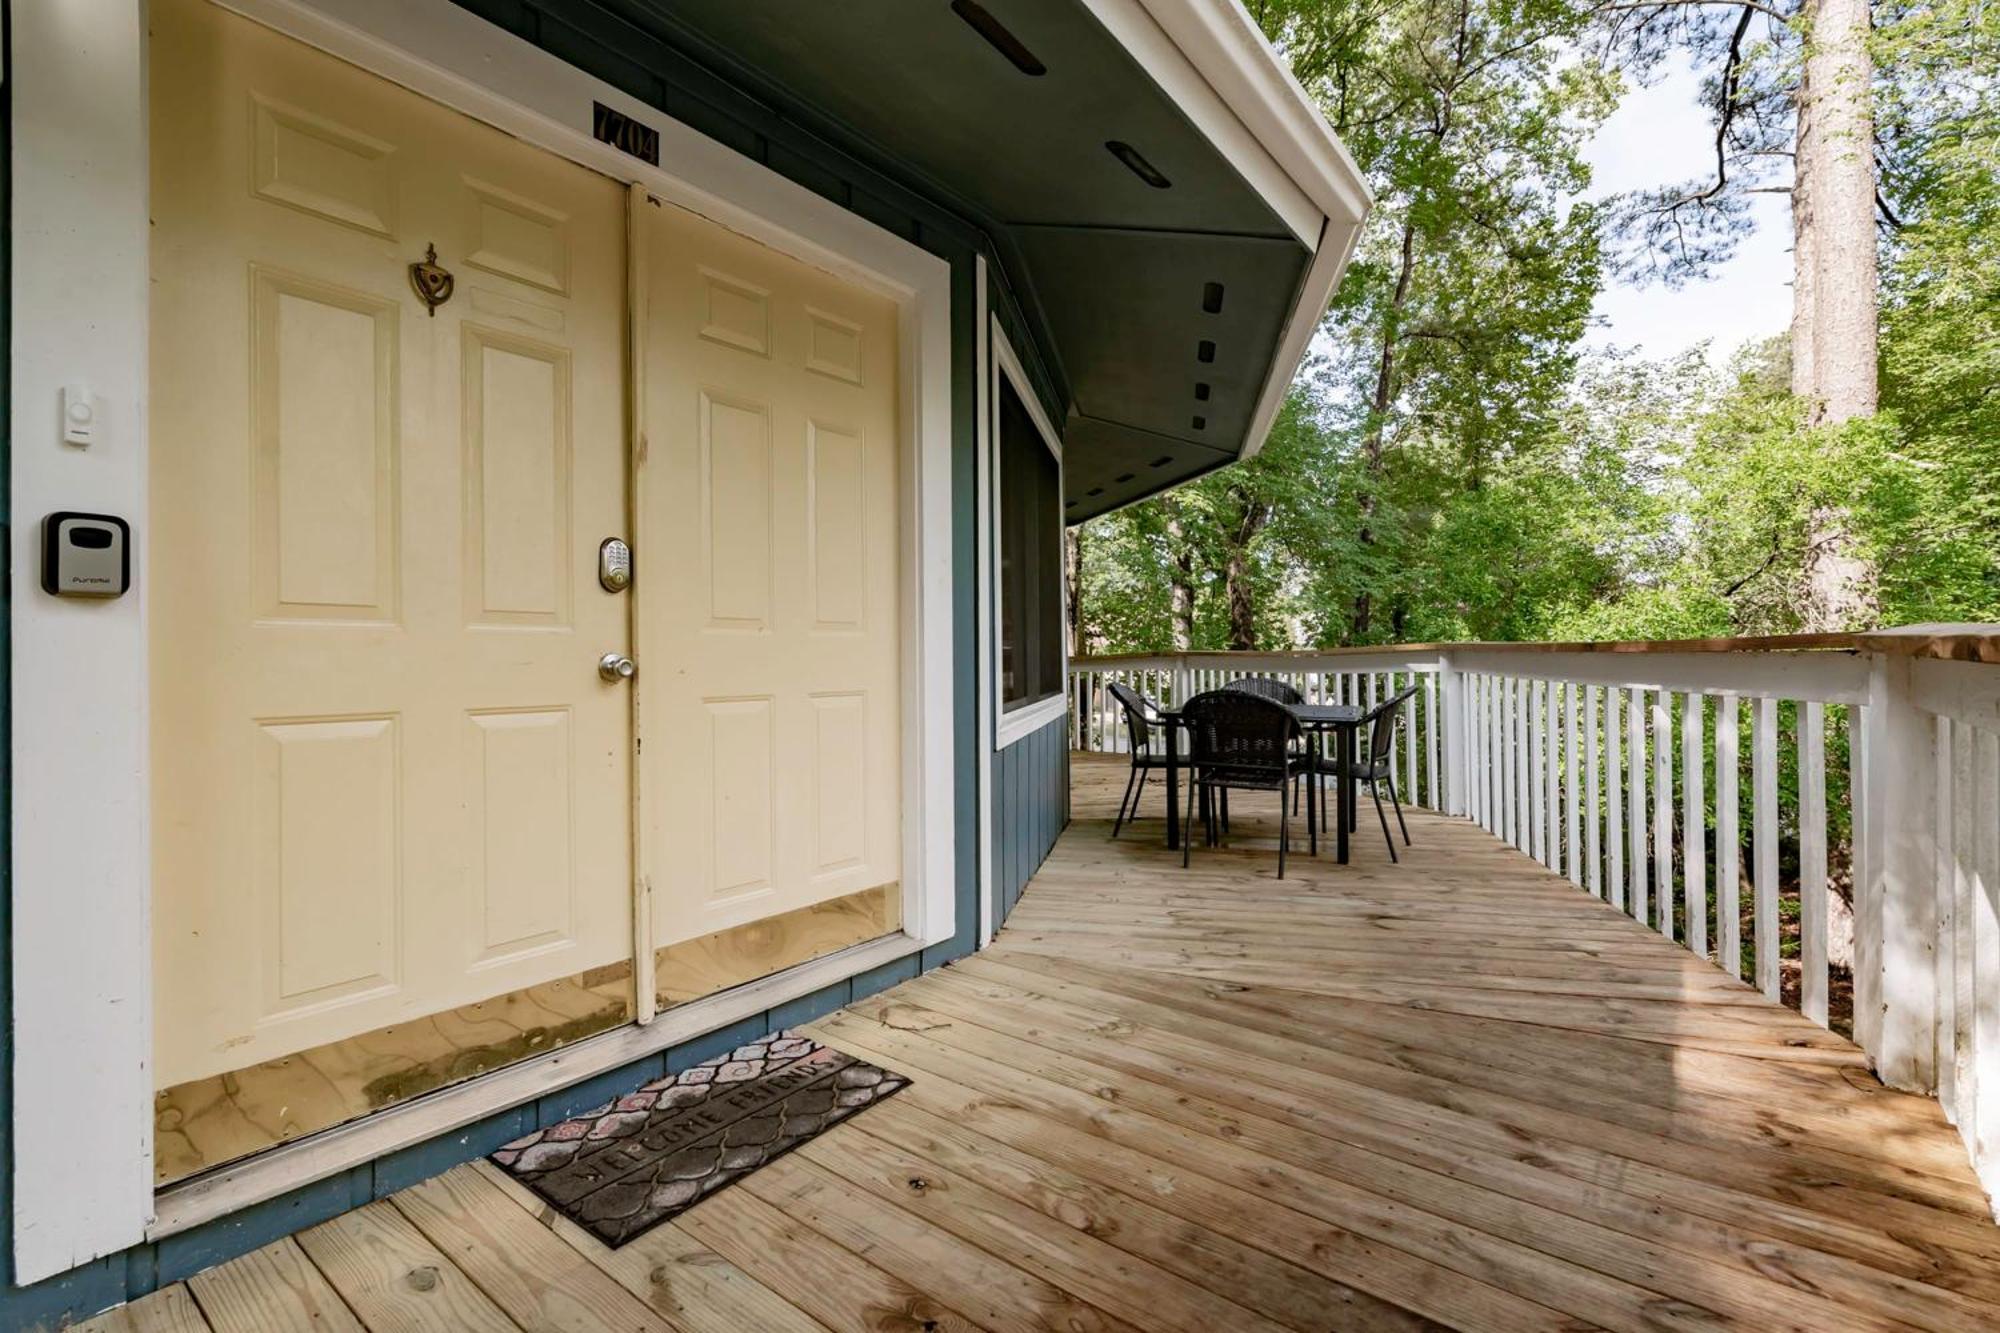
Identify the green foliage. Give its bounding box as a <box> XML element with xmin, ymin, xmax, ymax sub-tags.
<box><xmin>1875</xmin><ymin>0</ymin><xmax>2000</xmax><ymax>618</ymax></box>
<box><xmin>1074</xmin><ymin>1</ymin><xmax>1998</xmax><ymax>656</ymax></box>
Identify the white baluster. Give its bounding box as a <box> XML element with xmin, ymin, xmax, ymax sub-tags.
<box><xmin>1934</xmin><ymin>717</ymin><xmax>1958</xmax><ymax>1122</ymax></box>
<box><xmin>1405</xmin><ymin>673</ymin><xmax>1420</xmax><ymax>808</ymax></box>
<box><xmin>1425</xmin><ymin>671</ymin><xmax>1440</xmax><ymax>811</ymax></box>
<box><xmin>1607</xmin><ymin>686</ymin><xmax>1624</xmax><ymax>911</ymax></box>
<box><xmin>1800</xmin><ymin>699</ymin><xmax>1829</xmax><ymax>1025</ymax></box>
<box><xmin>1586</xmin><ymin>684</ymin><xmax>1602</xmax><ymax>898</ymax></box>
<box><xmin>1654</xmin><ymin>690</ymin><xmax>1674</xmax><ymax>939</ymax></box>
<box><xmin>1504</xmin><ymin>680</ymin><xmax>1520</xmax><ymax>844</ymax></box>
<box><xmin>1629</xmin><ymin>688</ymin><xmax>1648</xmax><ymax>925</ymax></box>
<box><xmin>1476</xmin><ymin>673</ymin><xmax>1489</xmax><ymax>826</ymax></box>
<box><xmin>1962</xmin><ymin>726</ymin><xmax>1995</xmax><ymax>1161</ymax></box>
<box><xmin>1488</xmin><ymin>674</ymin><xmax>1501</xmax><ymax>833</ymax></box>
<box><xmin>1545</xmin><ymin>680</ymin><xmax>1562</xmax><ymax>871</ymax></box>
<box><xmin>1716</xmin><ymin>695</ymin><xmax>1741</xmax><ymax>979</ymax></box>
<box><xmin>1683</xmin><ymin>691</ymin><xmax>1707</xmax><ymax>959</ymax></box>
<box><xmin>1754</xmin><ymin>696</ymin><xmax>1781</xmax><ymax>999</ymax></box>
<box><xmin>1529</xmin><ymin>680</ymin><xmax>1546</xmax><ymax>865</ymax></box>
<box><xmin>1565</xmin><ymin>682</ymin><xmax>1581</xmax><ymax>887</ymax></box>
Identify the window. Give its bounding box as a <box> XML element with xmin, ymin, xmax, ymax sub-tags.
<box><xmin>998</xmin><ymin>375</ymin><xmax>1062</xmax><ymax>710</ymax></box>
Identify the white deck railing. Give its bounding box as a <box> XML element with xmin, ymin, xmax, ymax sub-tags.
<box><xmin>1070</xmin><ymin>630</ymin><xmax>2000</xmax><ymax>1208</ymax></box>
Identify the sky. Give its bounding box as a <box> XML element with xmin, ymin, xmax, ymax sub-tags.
<box><xmin>1583</xmin><ymin>56</ymin><xmax>1794</xmax><ymax>366</ymax></box>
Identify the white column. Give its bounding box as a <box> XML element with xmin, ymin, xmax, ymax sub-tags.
<box><xmin>1438</xmin><ymin>652</ymin><xmax>1464</xmax><ymax>817</ymax></box>
<box><xmin>1864</xmin><ymin>654</ymin><xmax>1938</xmax><ymax>1090</ymax></box>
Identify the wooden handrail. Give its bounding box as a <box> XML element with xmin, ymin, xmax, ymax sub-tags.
<box><xmin>1072</xmin><ymin>625</ymin><xmax>2000</xmax><ymax>667</ymax></box>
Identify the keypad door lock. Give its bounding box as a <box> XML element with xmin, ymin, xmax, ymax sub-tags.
<box><xmin>599</xmin><ymin>537</ymin><xmax>632</xmax><ymax>592</ymax></box>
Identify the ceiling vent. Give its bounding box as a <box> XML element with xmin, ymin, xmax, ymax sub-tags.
<box><xmin>951</xmin><ymin>1</ymin><xmax>1047</xmax><ymax>76</ymax></box>
<box><xmin>1105</xmin><ymin>140</ymin><xmax>1170</xmax><ymax>189</ymax></box>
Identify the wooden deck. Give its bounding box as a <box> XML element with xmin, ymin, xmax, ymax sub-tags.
<box><xmin>88</xmin><ymin>752</ymin><xmax>2000</xmax><ymax>1332</ymax></box>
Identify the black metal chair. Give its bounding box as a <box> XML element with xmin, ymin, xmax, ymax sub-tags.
<box><xmin>1179</xmin><ymin>690</ymin><xmax>1312</xmax><ymax>878</ymax></box>
<box><xmin>1222</xmin><ymin>675</ymin><xmax>1304</xmax><ymax>705</ymax></box>
<box><xmin>1345</xmin><ymin>684</ymin><xmax>1420</xmax><ymax>862</ymax></box>
<box><xmin>1106</xmin><ymin>681</ymin><xmax>1176</xmax><ymax>838</ymax></box>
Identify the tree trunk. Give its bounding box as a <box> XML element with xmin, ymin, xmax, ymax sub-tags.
<box><xmin>1351</xmin><ymin>219</ymin><xmax>1417</xmax><ymax>643</ymax></box>
<box><xmin>1803</xmin><ymin>0</ymin><xmax>1878</xmax><ymax>423</ymax></box>
<box><xmin>1795</xmin><ymin>0</ymin><xmax>1879</xmax><ymax>953</ymax></box>
<box><xmin>1226</xmin><ymin>547</ymin><xmax>1258</xmax><ymax>651</ymax></box>
<box><xmin>1794</xmin><ymin>0</ymin><xmax>1881</xmax><ymax>632</ymax></box>
<box><xmin>1164</xmin><ymin>503</ymin><xmax>1195</xmax><ymax>651</ymax></box>
<box><xmin>1063</xmin><ymin>525</ymin><xmax>1085</xmax><ymax>657</ymax></box>
<box><xmin>1789</xmin><ymin>57</ymin><xmax>1817</xmax><ymax>402</ymax></box>
<box><xmin>1223</xmin><ymin>487</ymin><xmax>1271</xmax><ymax>652</ymax></box>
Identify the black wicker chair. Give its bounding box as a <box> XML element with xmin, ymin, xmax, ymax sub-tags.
<box><xmin>1223</xmin><ymin>675</ymin><xmax>1304</xmax><ymax>706</ymax></box>
<box><xmin>1179</xmin><ymin>689</ymin><xmax>1312</xmax><ymax>877</ymax></box>
<box><xmin>1223</xmin><ymin>674</ymin><xmax>1323</xmax><ymax>846</ymax></box>
<box><xmin>1344</xmin><ymin>684</ymin><xmax>1421</xmax><ymax>862</ymax></box>
<box><xmin>1106</xmin><ymin>681</ymin><xmax>1176</xmax><ymax>838</ymax></box>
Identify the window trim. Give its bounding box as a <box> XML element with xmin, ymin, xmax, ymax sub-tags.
<box><xmin>989</xmin><ymin>318</ymin><xmax>1067</xmax><ymax>751</ymax></box>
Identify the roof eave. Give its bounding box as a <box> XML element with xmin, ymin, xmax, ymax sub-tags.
<box><xmin>1082</xmin><ymin>0</ymin><xmax>1371</xmax><ymax>471</ymax></box>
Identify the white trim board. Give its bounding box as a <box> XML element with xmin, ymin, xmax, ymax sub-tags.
<box><xmin>8</xmin><ymin>0</ymin><xmax>156</xmax><ymax>1282</ymax></box>
<box><xmin>994</xmin><ymin>325</ymin><xmax>1065</xmax><ymax>468</ymax></box>
<box><xmin>998</xmin><ymin>694</ymin><xmax>1072</xmax><ymax>751</ymax></box>
<box><xmin>975</xmin><ymin>257</ymin><xmax>997</xmax><ymax>946</ymax></box>
<box><xmin>12</xmin><ymin>0</ymin><xmax>960</xmax><ymax>1277</ymax></box>
<box><xmin>1241</xmin><ymin>214</ymin><xmax>1358</xmax><ymax>461</ymax></box>
<box><xmin>1123</xmin><ymin>0</ymin><xmax>1371</xmax><ymax>228</ymax></box>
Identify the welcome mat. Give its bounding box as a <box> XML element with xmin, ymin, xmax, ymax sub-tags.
<box><xmin>491</xmin><ymin>1031</ymin><xmax>908</xmax><ymax>1247</ymax></box>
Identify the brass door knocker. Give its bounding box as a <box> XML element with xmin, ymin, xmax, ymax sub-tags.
<box><xmin>409</xmin><ymin>243</ymin><xmax>455</xmax><ymax>317</ymax></box>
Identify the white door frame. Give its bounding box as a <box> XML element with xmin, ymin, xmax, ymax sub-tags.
<box><xmin>8</xmin><ymin>0</ymin><xmax>156</xmax><ymax>1283</ymax></box>
<box><xmin>11</xmin><ymin>0</ymin><xmax>957</xmax><ymax>1277</ymax></box>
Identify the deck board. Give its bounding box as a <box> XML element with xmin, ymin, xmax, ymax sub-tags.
<box><xmin>150</xmin><ymin>753</ymin><xmax>1998</xmax><ymax>1332</ymax></box>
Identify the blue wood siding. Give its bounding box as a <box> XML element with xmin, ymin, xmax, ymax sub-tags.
<box><xmin>992</xmin><ymin>714</ymin><xmax>1071</xmax><ymax>935</ymax></box>
<box><xmin>0</xmin><ymin>1</ymin><xmax>1014</xmax><ymax>1322</ymax></box>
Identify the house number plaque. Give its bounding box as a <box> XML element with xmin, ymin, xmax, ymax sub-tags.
<box><xmin>593</xmin><ymin>101</ymin><xmax>660</xmax><ymax>166</ymax></box>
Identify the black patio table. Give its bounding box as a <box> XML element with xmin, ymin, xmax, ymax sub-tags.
<box><xmin>1154</xmin><ymin>699</ymin><xmax>1366</xmax><ymax>864</ymax></box>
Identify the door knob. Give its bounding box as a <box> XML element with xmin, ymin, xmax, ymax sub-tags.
<box><xmin>598</xmin><ymin>652</ymin><xmax>636</xmax><ymax>683</ymax></box>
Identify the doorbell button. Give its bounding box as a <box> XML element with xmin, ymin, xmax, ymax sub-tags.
<box><xmin>61</xmin><ymin>385</ymin><xmax>98</xmax><ymax>448</ymax></box>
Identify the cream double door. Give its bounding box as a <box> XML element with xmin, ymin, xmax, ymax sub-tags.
<box><xmin>150</xmin><ymin>0</ymin><xmax>902</xmax><ymax>1181</ymax></box>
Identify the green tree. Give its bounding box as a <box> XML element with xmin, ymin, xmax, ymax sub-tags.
<box><xmin>1071</xmin><ymin>0</ymin><xmax>1997</xmax><ymax>656</ymax></box>
<box><xmin>1079</xmin><ymin>0</ymin><xmax>1616</xmax><ymax>650</ymax></box>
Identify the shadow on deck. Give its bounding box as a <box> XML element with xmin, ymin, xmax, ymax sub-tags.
<box><xmin>90</xmin><ymin>753</ymin><xmax>2000</xmax><ymax>1332</ymax></box>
